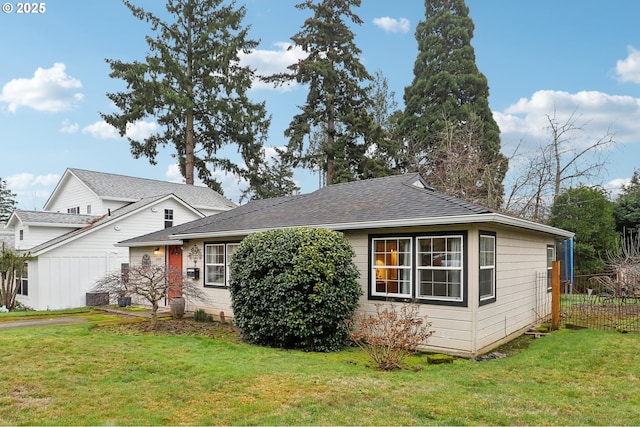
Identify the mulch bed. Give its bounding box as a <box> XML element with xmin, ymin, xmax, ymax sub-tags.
<box><xmin>94</xmin><ymin>317</ymin><xmax>242</xmax><ymax>340</ymax></box>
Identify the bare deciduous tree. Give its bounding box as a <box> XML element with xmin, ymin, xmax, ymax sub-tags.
<box><xmin>504</xmin><ymin>108</ymin><xmax>615</xmax><ymax>221</ymax></box>
<box><xmin>93</xmin><ymin>262</ymin><xmax>210</xmax><ymax>329</ymax></box>
<box><xmin>403</xmin><ymin>113</ymin><xmax>506</xmax><ymax>209</ymax></box>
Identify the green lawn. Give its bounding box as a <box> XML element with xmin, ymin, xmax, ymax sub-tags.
<box><xmin>0</xmin><ymin>314</ymin><xmax>639</xmax><ymax>425</ymax></box>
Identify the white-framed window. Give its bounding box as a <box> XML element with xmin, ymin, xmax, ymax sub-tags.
<box><xmin>204</xmin><ymin>243</ymin><xmax>239</xmax><ymax>288</ymax></box>
<box><xmin>417</xmin><ymin>236</ymin><xmax>463</xmax><ymax>301</ymax></box>
<box><xmin>370</xmin><ymin>233</ymin><xmax>467</xmax><ymax>305</ymax></box>
<box><xmin>372</xmin><ymin>237</ymin><xmax>412</xmax><ymax>297</ymax></box>
<box><xmin>16</xmin><ymin>262</ymin><xmax>28</xmax><ymax>296</ymax></box>
<box><xmin>547</xmin><ymin>245</ymin><xmax>555</xmax><ymax>292</ymax></box>
<box><xmin>164</xmin><ymin>209</ymin><xmax>174</xmax><ymax>229</ymax></box>
<box><xmin>479</xmin><ymin>233</ymin><xmax>496</xmax><ymax>303</ymax></box>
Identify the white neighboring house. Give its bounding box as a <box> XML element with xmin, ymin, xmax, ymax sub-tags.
<box><xmin>4</xmin><ymin>168</ymin><xmax>235</xmax><ymax>310</ymax></box>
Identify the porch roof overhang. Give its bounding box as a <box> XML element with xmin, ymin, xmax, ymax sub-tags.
<box><xmin>116</xmin><ymin>239</ymin><xmax>184</xmax><ymax>248</ymax></box>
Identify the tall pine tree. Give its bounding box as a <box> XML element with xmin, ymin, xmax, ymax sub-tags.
<box><xmin>102</xmin><ymin>0</ymin><xmax>270</xmax><ymax>193</ymax></box>
<box><xmin>401</xmin><ymin>0</ymin><xmax>506</xmax><ymax>207</ymax></box>
<box><xmin>265</xmin><ymin>0</ymin><xmax>377</xmax><ymax>186</ymax></box>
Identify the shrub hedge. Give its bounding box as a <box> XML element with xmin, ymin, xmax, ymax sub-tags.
<box><xmin>229</xmin><ymin>228</ymin><xmax>361</xmax><ymax>351</ymax></box>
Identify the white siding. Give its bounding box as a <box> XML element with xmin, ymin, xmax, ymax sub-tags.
<box><xmin>16</xmin><ymin>225</ymin><xmax>79</xmax><ymax>251</ymax></box>
<box><xmin>22</xmin><ymin>198</ymin><xmax>205</xmax><ymax>310</ymax></box>
<box><xmin>46</xmin><ymin>175</ymin><xmax>103</xmax><ymax>214</ymax></box>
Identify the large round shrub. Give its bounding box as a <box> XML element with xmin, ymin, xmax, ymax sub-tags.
<box><xmin>229</xmin><ymin>227</ymin><xmax>361</xmax><ymax>351</ymax></box>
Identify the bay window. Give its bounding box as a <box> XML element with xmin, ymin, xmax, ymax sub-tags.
<box><xmin>370</xmin><ymin>233</ymin><xmax>467</xmax><ymax>305</ymax></box>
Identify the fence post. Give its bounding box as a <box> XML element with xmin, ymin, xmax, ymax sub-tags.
<box><xmin>552</xmin><ymin>260</ymin><xmax>561</xmax><ymax>330</ymax></box>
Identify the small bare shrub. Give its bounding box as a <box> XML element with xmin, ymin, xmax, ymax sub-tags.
<box><xmin>348</xmin><ymin>303</ymin><xmax>433</xmax><ymax>370</ymax></box>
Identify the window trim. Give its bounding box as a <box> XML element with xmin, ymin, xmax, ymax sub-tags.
<box><xmin>368</xmin><ymin>232</ymin><xmax>468</xmax><ymax>307</ymax></box>
<box><xmin>546</xmin><ymin>245</ymin><xmax>555</xmax><ymax>292</ymax></box>
<box><xmin>479</xmin><ymin>231</ymin><xmax>497</xmax><ymax>305</ymax></box>
<box><xmin>204</xmin><ymin>242</ymin><xmax>240</xmax><ymax>288</ymax></box>
<box><xmin>164</xmin><ymin>209</ymin><xmax>174</xmax><ymax>229</ymax></box>
<box><xmin>16</xmin><ymin>261</ymin><xmax>28</xmax><ymax>296</ymax></box>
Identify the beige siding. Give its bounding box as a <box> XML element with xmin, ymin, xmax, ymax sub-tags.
<box><xmin>345</xmin><ymin>228</ymin><xmax>476</xmax><ymax>356</ymax></box>
<box><xmin>474</xmin><ymin>227</ymin><xmax>553</xmax><ymax>354</ymax></box>
<box><xmin>129</xmin><ymin>224</ymin><xmax>560</xmax><ymax>357</ymax></box>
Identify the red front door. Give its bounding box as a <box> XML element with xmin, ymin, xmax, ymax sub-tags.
<box><xmin>168</xmin><ymin>245</ymin><xmax>183</xmax><ymax>299</ymax></box>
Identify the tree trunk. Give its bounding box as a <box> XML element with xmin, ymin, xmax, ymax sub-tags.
<box><xmin>326</xmin><ymin>100</ymin><xmax>335</xmax><ymax>186</ymax></box>
<box><xmin>151</xmin><ymin>301</ymin><xmax>159</xmax><ymax>330</ymax></box>
<box><xmin>185</xmin><ymin>111</ymin><xmax>195</xmax><ymax>185</ymax></box>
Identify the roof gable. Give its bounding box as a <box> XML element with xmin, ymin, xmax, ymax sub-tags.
<box><xmin>30</xmin><ymin>194</ymin><xmax>205</xmax><ymax>255</ymax></box>
<box><xmin>43</xmin><ymin>168</ymin><xmax>236</xmax><ymax>212</ymax></box>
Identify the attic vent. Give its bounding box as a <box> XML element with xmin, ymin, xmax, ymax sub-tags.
<box><xmin>412</xmin><ymin>180</ymin><xmax>425</xmax><ymax>189</ymax></box>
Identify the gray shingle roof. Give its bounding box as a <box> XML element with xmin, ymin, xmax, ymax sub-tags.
<box><xmin>66</xmin><ymin>168</ymin><xmax>236</xmax><ymax>210</ymax></box>
<box><xmin>120</xmin><ymin>174</ymin><xmax>497</xmax><ymax>245</ymax></box>
<box><xmin>13</xmin><ymin>210</ymin><xmax>101</xmax><ymax>226</ymax></box>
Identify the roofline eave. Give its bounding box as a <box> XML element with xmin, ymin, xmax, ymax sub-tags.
<box><xmin>116</xmin><ymin>239</ymin><xmax>184</xmax><ymax>248</ymax></box>
<box><xmin>168</xmin><ymin>213</ymin><xmax>574</xmax><ymax>241</ymax></box>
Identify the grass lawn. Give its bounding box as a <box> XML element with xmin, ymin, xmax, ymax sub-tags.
<box><xmin>0</xmin><ymin>313</ymin><xmax>639</xmax><ymax>425</ymax></box>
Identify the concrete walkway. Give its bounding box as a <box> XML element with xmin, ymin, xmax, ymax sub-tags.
<box><xmin>0</xmin><ymin>317</ymin><xmax>90</xmax><ymax>330</ymax></box>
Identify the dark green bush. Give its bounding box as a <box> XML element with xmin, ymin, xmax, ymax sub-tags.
<box><xmin>229</xmin><ymin>228</ymin><xmax>361</xmax><ymax>352</ymax></box>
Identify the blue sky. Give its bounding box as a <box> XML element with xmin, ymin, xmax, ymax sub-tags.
<box><xmin>2</xmin><ymin>0</ymin><xmax>640</xmax><ymax>210</ymax></box>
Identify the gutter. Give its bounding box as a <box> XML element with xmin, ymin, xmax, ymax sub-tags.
<box><xmin>170</xmin><ymin>213</ymin><xmax>574</xmax><ymax>240</ymax></box>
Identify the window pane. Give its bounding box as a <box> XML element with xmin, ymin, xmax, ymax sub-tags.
<box><xmin>480</xmin><ymin>268</ymin><xmax>494</xmax><ymax>298</ymax></box>
<box><xmin>416</xmin><ymin>236</ymin><xmax>463</xmax><ymax>301</ymax></box>
<box><xmin>206</xmin><ymin>265</ymin><xmax>224</xmax><ymax>284</ymax></box>
<box><xmin>372</xmin><ymin>238</ymin><xmax>412</xmax><ymax>296</ymax></box>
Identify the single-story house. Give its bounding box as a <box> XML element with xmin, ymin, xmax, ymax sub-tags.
<box><xmin>4</xmin><ymin>168</ymin><xmax>236</xmax><ymax>310</ymax></box>
<box><xmin>119</xmin><ymin>173</ymin><xmax>574</xmax><ymax>357</ymax></box>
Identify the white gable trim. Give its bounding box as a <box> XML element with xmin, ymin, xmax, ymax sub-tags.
<box><xmin>32</xmin><ymin>194</ymin><xmax>204</xmax><ymax>256</ymax></box>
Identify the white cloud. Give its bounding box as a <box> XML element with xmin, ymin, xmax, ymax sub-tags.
<box><xmin>497</xmin><ymin>89</ymin><xmax>640</xmax><ymax>157</ymax></box>
<box><xmin>606</xmin><ymin>177</ymin><xmax>631</xmax><ymax>199</ymax></box>
<box><xmin>6</xmin><ymin>173</ymin><xmax>59</xmax><ymax>190</ymax></box>
<box><xmin>497</xmin><ymin>89</ymin><xmax>640</xmax><ymax>195</ymax></box>
<box><xmin>239</xmin><ymin>42</ymin><xmax>308</xmax><ymax>91</ymax></box>
<box><xmin>372</xmin><ymin>17</ymin><xmax>410</xmax><ymax>34</ymax></box>
<box><xmin>59</xmin><ymin>119</ymin><xmax>79</xmax><ymax>134</ymax></box>
<box><xmin>82</xmin><ymin>120</ymin><xmax>158</xmax><ymax>140</ymax></box>
<box><xmin>83</xmin><ymin>121</ymin><xmax>119</xmax><ymax>139</ymax></box>
<box><xmin>616</xmin><ymin>45</ymin><xmax>640</xmax><ymax>84</ymax></box>
<box><xmin>0</xmin><ymin>63</ymin><xmax>83</xmax><ymax>112</ymax></box>
<box><xmin>125</xmin><ymin>121</ymin><xmax>159</xmax><ymax>140</ymax></box>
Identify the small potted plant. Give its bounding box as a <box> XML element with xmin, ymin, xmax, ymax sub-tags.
<box><xmin>116</xmin><ymin>288</ymin><xmax>131</xmax><ymax>307</ymax></box>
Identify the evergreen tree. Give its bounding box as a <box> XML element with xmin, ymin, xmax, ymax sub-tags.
<box><xmin>614</xmin><ymin>169</ymin><xmax>640</xmax><ymax>233</ymax></box>
<box><xmin>239</xmin><ymin>149</ymin><xmax>300</xmax><ymax>202</ymax></box>
<box><xmin>102</xmin><ymin>0</ymin><xmax>270</xmax><ymax>193</ymax></box>
<box><xmin>361</xmin><ymin>70</ymin><xmax>404</xmax><ymax>177</ymax></box>
<box><xmin>264</xmin><ymin>0</ymin><xmax>376</xmax><ymax>186</ymax></box>
<box><xmin>401</xmin><ymin>0</ymin><xmax>506</xmax><ymax>207</ymax></box>
<box><xmin>548</xmin><ymin>186</ymin><xmax>618</xmax><ymax>274</ymax></box>
<box><xmin>0</xmin><ymin>178</ymin><xmax>17</xmax><ymax>222</ymax></box>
